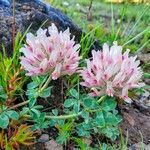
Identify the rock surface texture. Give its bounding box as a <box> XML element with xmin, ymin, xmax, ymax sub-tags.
<box><xmin>0</xmin><ymin>0</ymin><xmax>82</xmax><ymax>54</ymax></box>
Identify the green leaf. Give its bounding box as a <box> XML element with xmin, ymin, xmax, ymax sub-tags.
<box><xmin>81</xmin><ymin>111</ymin><xmax>89</xmax><ymax>123</ymax></box>
<box><xmin>74</xmin><ymin>138</ymin><xmax>88</xmax><ymax>149</ymax></box>
<box><xmin>27</xmin><ymin>82</ymin><xmax>39</xmax><ymax>90</ymax></box>
<box><xmin>73</xmin><ymin>102</ymin><xmax>80</xmax><ymax>113</ymax></box>
<box><xmin>56</xmin><ymin>132</ymin><xmax>70</xmax><ymax>144</ymax></box>
<box><xmin>29</xmin><ymin>98</ymin><xmax>37</xmax><ymax>108</ymax></box>
<box><xmin>57</xmin><ymin>119</ymin><xmax>65</xmax><ymax>126</ymax></box>
<box><xmin>26</xmin><ymin>88</ymin><xmax>38</xmax><ymax>99</ymax></box>
<box><xmin>6</xmin><ymin>110</ymin><xmax>19</xmax><ymax>120</ymax></box>
<box><xmin>83</xmin><ymin>98</ymin><xmax>93</xmax><ymax>108</ymax></box>
<box><xmin>101</xmin><ymin>126</ymin><xmax>119</xmax><ymax>141</ymax></box>
<box><xmin>31</xmin><ymin>108</ymin><xmax>41</xmax><ymax>117</ymax></box>
<box><xmin>39</xmin><ymin>112</ymin><xmax>46</xmax><ymax>123</ymax></box>
<box><xmin>144</xmin><ymin>73</ymin><xmax>150</xmax><ymax>78</ymax></box>
<box><xmin>20</xmin><ymin>107</ymin><xmax>29</xmax><ymax>116</ymax></box>
<box><xmin>95</xmin><ymin>111</ymin><xmax>105</xmax><ymax>127</ymax></box>
<box><xmin>0</xmin><ymin>113</ymin><xmax>9</xmax><ymax>128</ymax></box>
<box><xmin>76</xmin><ymin>124</ymin><xmax>91</xmax><ymax>137</ymax></box>
<box><xmin>69</xmin><ymin>88</ymin><xmax>79</xmax><ymax>99</ymax></box>
<box><xmin>49</xmin><ymin>119</ymin><xmax>57</xmax><ymax>127</ymax></box>
<box><xmin>40</xmin><ymin>86</ymin><xmax>52</xmax><ymax>98</ymax></box>
<box><xmin>52</xmin><ymin>109</ymin><xmax>58</xmax><ymax>116</ymax></box>
<box><xmin>104</xmin><ymin>112</ymin><xmax>122</xmax><ymax>125</ymax></box>
<box><xmin>32</xmin><ymin>112</ymin><xmax>49</xmax><ymax>130</ymax></box>
<box><xmin>101</xmin><ymin>97</ymin><xmax>117</xmax><ymax>111</ymax></box>
<box><xmin>32</xmin><ymin>76</ymin><xmax>46</xmax><ymax>86</ymax></box>
<box><xmin>0</xmin><ymin>94</ymin><xmax>8</xmax><ymax>100</ymax></box>
<box><xmin>81</xmin><ymin>111</ymin><xmax>89</xmax><ymax>119</ymax></box>
<box><xmin>64</xmin><ymin>99</ymin><xmax>75</xmax><ymax>108</ymax></box>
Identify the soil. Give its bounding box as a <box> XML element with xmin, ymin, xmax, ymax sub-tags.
<box><xmin>121</xmin><ymin>104</ymin><xmax>150</xmax><ymax>146</ymax></box>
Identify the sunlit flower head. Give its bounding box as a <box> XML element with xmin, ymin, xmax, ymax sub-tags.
<box><xmin>20</xmin><ymin>23</ymin><xmax>80</xmax><ymax>80</ymax></box>
<box><xmin>80</xmin><ymin>42</ymin><xmax>143</xmax><ymax>103</ymax></box>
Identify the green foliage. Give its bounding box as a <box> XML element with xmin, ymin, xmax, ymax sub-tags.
<box><xmin>76</xmin><ymin>96</ymin><xmax>121</xmax><ymax>141</ymax></box>
<box><xmin>32</xmin><ymin>112</ymin><xmax>50</xmax><ymax>130</ymax></box>
<box><xmin>0</xmin><ymin>32</ymin><xmax>28</xmax><ymax>101</ymax></box>
<box><xmin>26</xmin><ymin>76</ymin><xmax>52</xmax><ymax>107</ymax></box>
<box><xmin>24</xmin><ymin>85</ymin><xmax>121</xmax><ymax>146</ymax></box>
<box><xmin>56</xmin><ymin>121</ymin><xmax>73</xmax><ymax>144</ymax></box>
<box><xmin>73</xmin><ymin>137</ymin><xmax>91</xmax><ymax>150</ymax></box>
<box><xmin>0</xmin><ymin>105</ymin><xmax>19</xmax><ymax>129</ymax></box>
<box><xmin>48</xmin><ymin>89</ymin><xmax>122</xmax><ymax>144</ymax></box>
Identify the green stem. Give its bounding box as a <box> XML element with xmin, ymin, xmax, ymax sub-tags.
<box><xmin>45</xmin><ymin>112</ymin><xmax>82</xmax><ymax>119</ymax></box>
<box><xmin>25</xmin><ymin>111</ymin><xmax>82</xmax><ymax>120</ymax></box>
<box><xmin>98</xmin><ymin>95</ymin><xmax>107</xmax><ymax>103</ymax></box>
<box><xmin>25</xmin><ymin>106</ymin><xmax>103</xmax><ymax>120</ymax></box>
<box><xmin>23</xmin><ymin>96</ymin><xmax>106</xmax><ymax>120</ymax></box>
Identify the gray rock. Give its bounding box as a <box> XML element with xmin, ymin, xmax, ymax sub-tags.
<box><xmin>0</xmin><ymin>0</ymin><xmax>82</xmax><ymax>55</ymax></box>
<box><xmin>38</xmin><ymin>134</ymin><xmax>50</xmax><ymax>143</ymax></box>
<box><xmin>0</xmin><ymin>0</ymin><xmax>10</xmax><ymax>6</ymax></box>
<box><xmin>45</xmin><ymin>139</ymin><xmax>63</xmax><ymax>150</ymax></box>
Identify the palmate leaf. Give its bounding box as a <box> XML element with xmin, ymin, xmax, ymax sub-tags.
<box><xmin>64</xmin><ymin>99</ymin><xmax>76</xmax><ymax>108</ymax></box>
<box><xmin>69</xmin><ymin>88</ymin><xmax>79</xmax><ymax>99</ymax></box>
<box><xmin>95</xmin><ymin>111</ymin><xmax>105</xmax><ymax>127</ymax></box>
<box><xmin>101</xmin><ymin>126</ymin><xmax>120</xmax><ymax>141</ymax></box>
<box><xmin>0</xmin><ymin>110</ymin><xmax>19</xmax><ymax>129</ymax></box>
<box><xmin>6</xmin><ymin>110</ymin><xmax>19</xmax><ymax>120</ymax></box>
<box><xmin>32</xmin><ymin>112</ymin><xmax>49</xmax><ymax>130</ymax></box>
<box><xmin>104</xmin><ymin>111</ymin><xmax>122</xmax><ymax>126</ymax></box>
<box><xmin>83</xmin><ymin>97</ymin><xmax>93</xmax><ymax>108</ymax></box>
<box><xmin>39</xmin><ymin>86</ymin><xmax>52</xmax><ymax>98</ymax></box>
<box><xmin>101</xmin><ymin>97</ymin><xmax>117</xmax><ymax>111</ymax></box>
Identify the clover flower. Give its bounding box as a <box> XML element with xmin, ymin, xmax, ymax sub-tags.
<box><xmin>80</xmin><ymin>42</ymin><xmax>143</xmax><ymax>103</ymax></box>
<box><xmin>20</xmin><ymin>23</ymin><xmax>80</xmax><ymax>80</ymax></box>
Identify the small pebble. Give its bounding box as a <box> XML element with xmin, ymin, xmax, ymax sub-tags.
<box><xmin>129</xmin><ymin>142</ymin><xmax>150</xmax><ymax>150</ymax></box>
<box><xmin>38</xmin><ymin>134</ymin><xmax>49</xmax><ymax>143</ymax></box>
<box><xmin>45</xmin><ymin>139</ymin><xmax>63</xmax><ymax>150</ymax></box>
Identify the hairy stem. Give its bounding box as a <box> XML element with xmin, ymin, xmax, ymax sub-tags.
<box><xmin>25</xmin><ymin>111</ymin><xmax>82</xmax><ymax>120</ymax></box>
<box><xmin>24</xmin><ymin>95</ymin><xmax>106</xmax><ymax>120</ymax></box>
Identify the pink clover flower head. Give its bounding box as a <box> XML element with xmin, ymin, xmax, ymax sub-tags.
<box><xmin>20</xmin><ymin>23</ymin><xmax>80</xmax><ymax>80</ymax></box>
<box><xmin>80</xmin><ymin>42</ymin><xmax>144</xmax><ymax>103</ymax></box>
